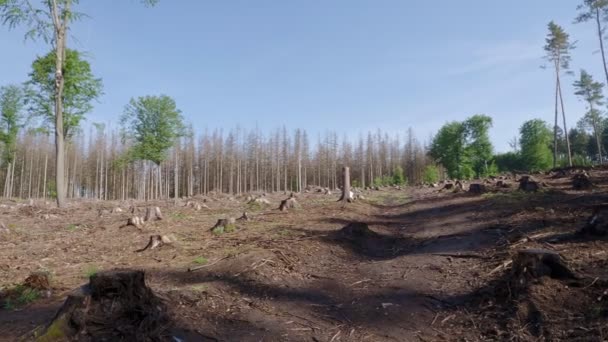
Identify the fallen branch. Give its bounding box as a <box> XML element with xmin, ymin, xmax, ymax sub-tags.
<box><xmin>187</xmin><ymin>256</ymin><xmax>231</xmax><ymax>272</ymax></box>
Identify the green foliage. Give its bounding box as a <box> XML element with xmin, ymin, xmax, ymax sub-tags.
<box><xmin>352</xmin><ymin>179</ymin><xmax>361</xmax><ymax>188</ymax></box>
<box><xmin>520</xmin><ymin>119</ymin><xmax>553</xmax><ymax>171</ymax></box>
<box><xmin>575</xmin><ymin>0</ymin><xmax>608</xmax><ymax>24</ymax></box>
<box><xmin>84</xmin><ymin>265</ymin><xmax>99</xmax><ymax>278</ymax></box>
<box><xmin>494</xmin><ymin>152</ymin><xmax>523</xmax><ymax>172</ymax></box>
<box><xmin>193</xmin><ymin>256</ymin><xmax>208</xmax><ymax>265</ymax></box>
<box><xmin>373</xmin><ymin>176</ymin><xmax>393</xmax><ymax>187</ymax></box>
<box><xmin>26</xmin><ymin>49</ymin><xmax>102</xmax><ymax>138</ymax></box>
<box><xmin>121</xmin><ymin>95</ymin><xmax>185</xmax><ymax>165</ymax></box>
<box><xmin>2</xmin><ymin>285</ymin><xmax>40</xmax><ymax>310</ymax></box>
<box><xmin>430</xmin><ymin>114</ymin><xmax>494</xmax><ymax>179</ymax></box>
<box><xmin>544</xmin><ymin>21</ymin><xmax>574</xmax><ymax>70</ymax></box>
<box><xmin>0</xmin><ymin>84</ymin><xmax>26</xmax><ymax>164</ymax></box>
<box><xmin>422</xmin><ymin>164</ymin><xmax>440</xmax><ymax>184</ymax></box>
<box><xmin>392</xmin><ymin>166</ymin><xmax>406</xmax><ymax>185</ymax></box>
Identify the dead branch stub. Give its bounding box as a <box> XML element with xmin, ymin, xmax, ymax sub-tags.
<box><xmin>237</xmin><ymin>212</ymin><xmax>251</xmax><ymax>221</ymax></box>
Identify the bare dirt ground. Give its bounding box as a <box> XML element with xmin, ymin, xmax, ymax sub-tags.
<box><xmin>1</xmin><ymin>169</ymin><xmax>608</xmax><ymax>341</ymax></box>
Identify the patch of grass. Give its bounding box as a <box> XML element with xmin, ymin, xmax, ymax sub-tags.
<box><xmin>66</xmin><ymin>224</ymin><xmax>78</xmax><ymax>231</ymax></box>
<box><xmin>170</xmin><ymin>212</ymin><xmax>187</xmax><ymax>220</ymax></box>
<box><xmin>191</xmin><ymin>284</ymin><xmax>208</xmax><ymax>292</ymax></box>
<box><xmin>2</xmin><ymin>285</ymin><xmax>40</xmax><ymax>310</ymax></box>
<box><xmin>247</xmin><ymin>201</ymin><xmax>267</xmax><ymax>212</ymax></box>
<box><xmin>83</xmin><ymin>265</ymin><xmax>100</xmax><ymax>278</ymax></box>
<box><xmin>193</xmin><ymin>256</ymin><xmax>208</xmax><ymax>265</ymax></box>
<box><xmin>212</xmin><ymin>223</ymin><xmax>236</xmax><ymax>235</ymax></box>
<box><xmin>276</xmin><ymin>229</ymin><xmax>294</xmax><ymax>237</ymax></box>
<box><xmin>212</xmin><ymin>226</ymin><xmax>225</xmax><ymax>235</ymax></box>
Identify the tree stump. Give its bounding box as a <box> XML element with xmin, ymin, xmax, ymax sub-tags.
<box><xmin>496</xmin><ymin>180</ymin><xmax>511</xmax><ymax>188</ymax></box>
<box><xmin>122</xmin><ymin>216</ymin><xmax>144</xmax><ymax>229</ymax></box>
<box><xmin>572</xmin><ymin>172</ymin><xmax>592</xmax><ymax>190</ymax></box>
<box><xmin>237</xmin><ymin>212</ymin><xmax>251</xmax><ymax>221</ymax></box>
<box><xmin>454</xmin><ymin>181</ymin><xmax>464</xmax><ymax>192</ymax></box>
<box><xmin>511</xmin><ymin>249</ymin><xmax>576</xmax><ymax>288</ymax></box>
<box><xmin>249</xmin><ymin>197</ymin><xmax>270</xmax><ymax>205</ymax></box>
<box><xmin>211</xmin><ymin>218</ymin><xmax>236</xmax><ymax>234</ymax></box>
<box><xmin>443</xmin><ymin>183</ymin><xmax>454</xmax><ymax>190</ymax></box>
<box><xmin>34</xmin><ymin>270</ymin><xmax>168</xmax><ymax>341</ymax></box>
<box><xmin>136</xmin><ymin>234</ymin><xmax>176</xmax><ymax>252</ymax></box>
<box><xmin>339</xmin><ymin>222</ymin><xmax>379</xmax><ymax>239</ymax></box>
<box><xmin>519</xmin><ymin>176</ymin><xmax>540</xmax><ymax>192</ymax></box>
<box><xmin>144</xmin><ymin>207</ymin><xmax>163</xmax><ymax>222</ymax></box>
<box><xmin>579</xmin><ymin>207</ymin><xmax>608</xmax><ymax>236</ymax></box>
<box><xmin>279</xmin><ymin>197</ymin><xmax>299</xmax><ymax>212</ymax></box>
<box><xmin>111</xmin><ymin>207</ymin><xmax>123</xmax><ymax>214</ymax></box>
<box><xmin>338</xmin><ymin>166</ymin><xmax>353</xmax><ymax>203</ymax></box>
<box><xmin>468</xmin><ymin>183</ymin><xmax>486</xmax><ymax>194</ymax></box>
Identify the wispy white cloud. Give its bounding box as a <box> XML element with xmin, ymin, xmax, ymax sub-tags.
<box><xmin>446</xmin><ymin>40</ymin><xmax>541</xmax><ymax>76</ymax></box>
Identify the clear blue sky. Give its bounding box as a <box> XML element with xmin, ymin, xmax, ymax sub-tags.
<box><xmin>0</xmin><ymin>0</ymin><xmax>603</xmax><ymax>152</ymax></box>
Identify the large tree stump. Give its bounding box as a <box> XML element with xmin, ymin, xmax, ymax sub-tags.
<box><xmin>511</xmin><ymin>249</ymin><xmax>576</xmax><ymax>288</ymax></box>
<box><xmin>279</xmin><ymin>197</ymin><xmax>299</xmax><ymax>212</ymax></box>
<box><xmin>572</xmin><ymin>172</ymin><xmax>592</xmax><ymax>190</ymax></box>
<box><xmin>519</xmin><ymin>176</ymin><xmax>540</xmax><ymax>192</ymax></box>
<box><xmin>144</xmin><ymin>207</ymin><xmax>163</xmax><ymax>222</ymax></box>
<box><xmin>468</xmin><ymin>183</ymin><xmax>486</xmax><ymax>194</ymax></box>
<box><xmin>211</xmin><ymin>218</ymin><xmax>236</xmax><ymax>234</ymax></box>
<box><xmin>443</xmin><ymin>183</ymin><xmax>454</xmax><ymax>190</ymax></box>
<box><xmin>34</xmin><ymin>270</ymin><xmax>168</xmax><ymax>342</ymax></box>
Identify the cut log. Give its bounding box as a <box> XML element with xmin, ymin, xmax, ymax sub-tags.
<box><xmin>136</xmin><ymin>234</ymin><xmax>176</xmax><ymax>252</ymax></box>
<box><xmin>468</xmin><ymin>183</ymin><xmax>486</xmax><ymax>194</ymax></box>
<box><xmin>519</xmin><ymin>176</ymin><xmax>540</xmax><ymax>192</ymax></box>
<box><xmin>144</xmin><ymin>207</ymin><xmax>163</xmax><ymax>222</ymax></box>
<box><xmin>121</xmin><ymin>216</ymin><xmax>144</xmax><ymax>229</ymax></box>
<box><xmin>511</xmin><ymin>249</ymin><xmax>577</xmax><ymax>288</ymax></box>
<box><xmin>33</xmin><ymin>270</ymin><xmax>169</xmax><ymax>341</ymax></box>
<box><xmin>211</xmin><ymin>218</ymin><xmax>237</xmax><ymax>234</ymax></box>
<box><xmin>279</xmin><ymin>197</ymin><xmax>299</xmax><ymax>212</ymax></box>
<box><xmin>572</xmin><ymin>172</ymin><xmax>592</xmax><ymax>190</ymax></box>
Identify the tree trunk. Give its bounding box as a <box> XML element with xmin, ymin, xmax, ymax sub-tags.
<box><xmin>557</xmin><ymin>75</ymin><xmax>572</xmax><ymax>166</ymax></box>
<box><xmin>339</xmin><ymin>166</ymin><xmax>353</xmax><ymax>203</ymax></box>
<box><xmin>597</xmin><ymin>8</ymin><xmax>608</xmax><ymax>88</ymax></box>
<box><xmin>553</xmin><ymin>64</ymin><xmax>559</xmax><ymax>169</ymax></box>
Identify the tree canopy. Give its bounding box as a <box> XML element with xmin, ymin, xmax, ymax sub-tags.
<box><xmin>121</xmin><ymin>95</ymin><xmax>185</xmax><ymax>165</ymax></box>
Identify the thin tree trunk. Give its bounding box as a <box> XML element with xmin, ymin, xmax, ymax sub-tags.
<box><xmin>597</xmin><ymin>8</ymin><xmax>608</xmax><ymax>88</ymax></box>
<box><xmin>556</xmin><ymin>75</ymin><xmax>572</xmax><ymax>166</ymax></box>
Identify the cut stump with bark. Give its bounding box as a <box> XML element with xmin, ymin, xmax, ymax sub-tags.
<box><xmin>136</xmin><ymin>234</ymin><xmax>176</xmax><ymax>252</ymax></box>
<box><xmin>511</xmin><ymin>249</ymin><xmax>577</xmax><ymax>288</ymax></box>
<box><xmin>144</xmin><ymin>207</ymin><xmax>163</xmax><ymax>222</ymax></box>
<box><xmin>279</xmin><ymin>197</ymin><xmax>299</xmax><ymax>212</ymax></box>
<box><xmin>468</xmin><ymin>183</ymin><xmax>486</xmax><ymax>194</ymax></box>
<box><xmin>211</xmin><ymin>218</ymin><xmax>237</xmax><ymax>234</ymax></box>
<box><xmin>519</xmin><ymin>176</ymin><xmax>541</xmax><ymax>192</ymax></box>
<box><xmin>338</xmin><ymin>166</ymin><xmax>353</xmax><ymax>203</ymax></box>
<box><xmin>572</xmin><ymin>172</ymin><xmax>592</xmax><ymax>190</ymax></box>
<box><xmin>33</xmin><ymin>270</ymin><xmax>169</xmax><ymax>342</ymax></box>
<box><xmin>579</xmin><ymin>206</ymin><xmax>608</xmax><ymax>236</ymax></box>
<box><xmin>121</xmin><ymin>216</ymin><xmax>144</xmax><ymax>229</ymax></box>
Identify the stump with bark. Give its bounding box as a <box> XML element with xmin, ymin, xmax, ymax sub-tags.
<box><xmin>136</xmin><ymin>234</ymin><xmax>176</xmax><ymax>252</ymax></box>
<box><xmin>496</xmin><ymin>180</ymin><xmax>511</xmax><ymax>188</ymax></box>
<box><xmin>211</xmin><ymin>218</ymin><xmax>237</xmax><ymax>234</ymax></box>
<box><xmin>338</xmin><ymin>167</ymin><xmax>353</xmax><ymax>203</ymax></box>
<box><xmin>144</xmin><ymin>207</ymin><xmax>163</xmax><ymax>222</ymax></box>
<box><xmin>519</xmin><ymin>176</ymin><xmax>540</xmax><ymax>192</ymax></box>
<box><xmin>579</xmin><ymin>206</ymin><xmax>608</xmax><ymax>236</ymax></box>
<box><xmin>572</xmin><ymin>172</ymin><xmax>592</xmax><ymax>190</ymax></box>
<box><xmin>111</xmin><ymin>207</ymin><xmax>123</xmax><ymax>214</ymax></box>
<box><xmin>443</xmin><ymin>183</ymin><xmax>454</xmax><ymax>190</ymax></box>
<box><xmin>454</xmin><ymin>181</ymin><xmax>464</xmax><ymax>192</ymax></box>
<box><xmin>237</xmin><ymin>212</ymin><xmax>251</xmax><ymax>221</ymax></box>
<box><xmin>122</xmin><ymin>216</ymin><xmax>144</xmax><ymax>229</ymax></box>
<box><xmin>33</xmin><ymin>270</ymin><xmax>169</xmax><ymax>341</ymax></box>
<box><xmin>279</xmin><ymin>197</ymin><xmax>299</xmax><ymax>212</ymax></box>
<box><xmin>468</xmin><ymin>183</ymin><xmax>486</xmax><ymax>194</ymax></box>
<box><xmin>511</xmin><ymin>249</ymin><xmax>576</xmax><ymax>288</ymax></box>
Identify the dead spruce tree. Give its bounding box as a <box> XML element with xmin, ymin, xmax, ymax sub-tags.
<box><xmin>338</xmin><ymin>166</ymin><xmax>354</xmax><ymax>203</ymax></box>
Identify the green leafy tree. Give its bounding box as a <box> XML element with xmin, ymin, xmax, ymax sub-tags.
<box><xmin>519</xmin><ymin>119</ymin><xmax>553</xmax><ymax>171</ymax></box>
<box><xmin>494</xmin><ymin>152</ymin><xmax>523</xmax><ymax>172</ymax></box>
<box><xmin>430</xmin><ymin>121</ymin><xmax>469</xmax><ymax>179</ymax></box>
<box><xmin>576</xmin><ymin>0</ymin><xmax>608</xmax><ymax>87</ymax></box>
<box><xmin>574</xmin><ymin>69</ymin><xmax>605</xmax><ymax>163</ymax></box>
<box><xmin>0</xmin><ymin>84</ymin><xmax>26</xmax><ymax>197</ymax></box>
<box><xmin>544</xmin><ymin>21</ymin><xmax>575</xmax><ymax>167</ymax></box>
<box><xmin>464</xmin><ymin>114</ymin><xmax>493</xmax><ymax>178</ymax></box>
<box><xmin>0</xmin><ymin>0</ymin><xmax>158</xmax><ymax>207</ymax></box>
<box><xmin>27</xmin><ymin>49</ymin><xmax>102</xmax><ymax>139</ymax></box>
<box><xmin>570</xmin><ymin>127</ymin><xmax>591</xmax><ymax>159</ymax></box>
<box><xmin>392</xmin><ymin>166</ymin><xmax>406</xmax><ymax>185</ymax></box>
<box><xmin>121</xmin><ymin>95</ymin><xmax>185</xmax><ymax>165</ymax></box>
<box><xmin>422</xmin><ymin>164</ymin><xmax>440</xmax><ymax>184</ymax></box>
